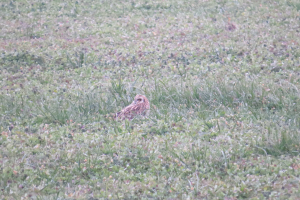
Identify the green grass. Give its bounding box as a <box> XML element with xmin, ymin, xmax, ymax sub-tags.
<box><xmin>1</xmin><ymin>0</ymin><xmax>300</xmax><ymax>199</ymax></box>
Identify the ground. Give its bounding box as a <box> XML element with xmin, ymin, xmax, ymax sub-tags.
<box><xmin>1</xmin><ymin>0</ymin><xmax>300</xmax><ymax>199</ymax></box>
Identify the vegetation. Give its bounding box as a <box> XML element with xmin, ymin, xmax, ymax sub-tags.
<box><xmin>1</xmin><ymin>0</ymin><xmax>300</xmax><ymax>199</ymax></box>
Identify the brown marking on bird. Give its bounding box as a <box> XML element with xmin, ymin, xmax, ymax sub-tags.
<box><xmin>116</xmin><ymin>94</ymin><xmax>150</xmax><ymax>120</ymax></box>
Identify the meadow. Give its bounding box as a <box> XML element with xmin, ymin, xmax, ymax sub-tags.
<box><xmin>1</xmin><ymin>0</ymin><xmax>300</xmax><ymax>199</ymax></box>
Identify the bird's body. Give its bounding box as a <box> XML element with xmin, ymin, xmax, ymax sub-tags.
<box><xmin>116</xmin><ymin>94</ymin><xmax>150</xmax><ymax>120</ymax></box>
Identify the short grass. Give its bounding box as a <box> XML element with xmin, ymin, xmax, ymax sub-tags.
<box><xmin>1</xmin><ymin>0</ymin><xmax>300</xmax><ymax>199</ymax></box>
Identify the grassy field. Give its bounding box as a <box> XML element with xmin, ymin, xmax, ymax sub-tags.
<box><xmin>1</xmin><ymin>0</ymin><xmax>300</xmax><ymax>199</ymax></box>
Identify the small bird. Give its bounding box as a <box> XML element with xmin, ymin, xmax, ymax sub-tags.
<box><xmin>116</xmin><ymin>94</ymin><xmax>150</xmax><ymax>120</ymax></box>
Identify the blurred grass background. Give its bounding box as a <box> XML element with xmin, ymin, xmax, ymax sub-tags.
<box><xmin>1</xmin><ymin>0</ymin><xmax>300</xmax><ymax>199</ymax></box>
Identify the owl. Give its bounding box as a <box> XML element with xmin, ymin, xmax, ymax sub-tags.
<box><xmin>116</xmin><ymin>94</ymin><xmax>150</xmax><ymax>120</ymax></box>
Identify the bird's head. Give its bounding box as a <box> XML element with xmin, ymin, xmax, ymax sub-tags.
<box><xmin>133</xmin><ymin>94</ymin><xmax>146</xmax><ymax>104</ymax></box>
